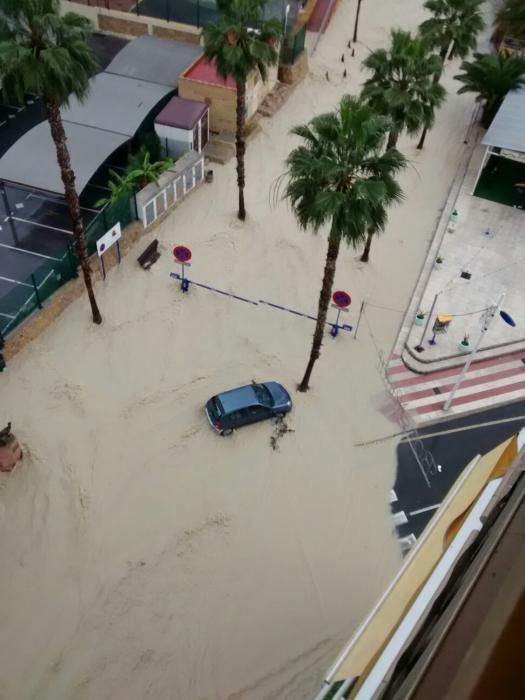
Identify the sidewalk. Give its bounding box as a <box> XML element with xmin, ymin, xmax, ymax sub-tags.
<box><xmin>387</xmin><ymin>127</ymin><xmax>525</xmax><ymax>423</ymax></box>
<box><xmin>406</xmin><ymin>138</ymin><xmax>525</xmax><ymax>370</ymax></box>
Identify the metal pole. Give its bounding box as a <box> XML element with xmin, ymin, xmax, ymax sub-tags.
<box><xmin>418</xmin><ymin>292</ymin><xmax>439</xmax><ymax>347</ymax></box>
<box><xmin>354</xmin><ymin>300</ymin><xmax>365</xmax><ymax>339</ymax></box>
<box><xmin>444</xmin><ymin>293</ymin><xmax>505</xmax><ymax>411</ymax></box>
<box><xmin>31</xmin><ymin>274</ymin><xmax>43</xmax><ymax>309</ymax></box>
<box><xmin>352</xmin><ymin>0</ymin><xmax>363</xmax><ymax>43</ymax></box>
<box><xmin>100</xmin><ymin>255</ymin><xmax>106</xmax><ymax>281</ymax></box>
<box><xmin>0</xmin><ymin>182</ymin><xmax>20</xmax><ymax>247</ymax></box>
<box><xmin>116</xmin><ymin>240</ymin><xmax>121</xmax><ymax>264</ymax></box>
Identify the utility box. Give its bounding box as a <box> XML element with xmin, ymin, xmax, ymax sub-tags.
<box><xmin>154</xmin><ymin>96</ymin><xmax>209</xmax><ymax>159</ymax></box>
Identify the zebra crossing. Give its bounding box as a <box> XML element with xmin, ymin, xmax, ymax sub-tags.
<box><xmin>387</xmin><ymin>349</ymin><xmax>525</xmax><ymax>424</ymax></box>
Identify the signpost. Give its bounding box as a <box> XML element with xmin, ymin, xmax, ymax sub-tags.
<box><xmin>330</xmin><ymin>290</ymin><xmax>351</xmax><ymax>337</ymax></box>
<box><xmin>96</xmin><ymin>222</ymin><xmax>122</xmax><ymax>280</ymax></box>
<box><xmin>173</xmin><ymin>245</ymin><xmax>192</xmax><ymax>292</ymax></box>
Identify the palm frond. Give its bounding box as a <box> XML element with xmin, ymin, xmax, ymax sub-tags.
<box><xmin>283</xmin><ymin>95</ymin><xmax>407</xmax><ymax>249</ymax></box>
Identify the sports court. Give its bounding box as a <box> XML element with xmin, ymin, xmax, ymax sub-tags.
<box><xmin>0</xmin><ymin>35</ymin><xmax>202</xmax><ymax>336</ymax></box>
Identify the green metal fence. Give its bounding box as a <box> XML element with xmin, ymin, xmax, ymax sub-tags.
<box><xmin>0</xmin><ymin>192</ymin><xmax>136</xmax><ymax>339</ymax></box>
<box><xmin>281</xmin><ymin>25</ymin><xmax>306</xmax><ymax>65</ymax></box>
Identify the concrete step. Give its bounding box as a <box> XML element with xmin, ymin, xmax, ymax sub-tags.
<box><xmin>401</xmin><ymin>339</ymin><xmax>525</xmax><ymax>374</ymax></box>
<box><xmin>204</xmin><ymin>140</ymin><xmax>234</xmax><ymax>165</ymax></box>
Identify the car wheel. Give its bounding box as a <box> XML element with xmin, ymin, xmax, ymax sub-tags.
<box><xmin>221</xmin><ymin>428</ymin><xmax>234</xmax><ymax>436</ymax></box>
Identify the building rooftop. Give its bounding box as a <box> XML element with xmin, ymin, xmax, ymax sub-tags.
<box><xmin>183</xmin><ymin>56</ymin><xmax>236</xmax><ymax>90</ymax></box>
<box><xmin>154</xmin><ymin>96</ymin><xmax>207</xmax><ymax>130</ymax></box>
<box><xmin>317</xmin><ymin>430</ymin><xmax>525</xmax><ymax>699</ymax></box>
<box><xmin>483</xmin><ymin>86</ymin><xmax>525</xmax><ymax>154</ymax></box>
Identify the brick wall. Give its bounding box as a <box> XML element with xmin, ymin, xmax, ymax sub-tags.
<box><xmin>178</xmin><ymin>76</ymin><xmax>237</xmax><ymax>134</ymax></box>
<box><xmin>98</xmin><ymin>14</ymin><xmax>148</xmax><ymax>36</ymax></box>
<box><xmin>152</xmin><ymin>25</ymin><xmax>200</xmax><ymax>45</ymax></box>
<box><xmin>279</xmin><ymin>51</ymin><xmax>308</xmax><ymax>85</ymax></box>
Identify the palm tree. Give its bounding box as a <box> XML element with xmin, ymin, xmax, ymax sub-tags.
<box><xmin>126</xmin><ymin>147</ymin><xmax>173</xmax><ymax>189</ymax></box>
<box><xmin>202</xmin><ymin>0</ymin><xmax>281</xmax><ymax>221</ymax></box>
<box><xmin>284</xmin><ymin>96</ymin><xmax>406</xmax><ymax>391</ymax></box>
<box><xmin>494</xmin><ymin>0</ymin><xmax>525</xmax><ymax>44</ymax></box>
<box><xmin>362</xmin><ymin>29</ymin><xmax>445</xmax><ymax>150</ymax></box>
<box><xmin>419</xmin><ymin>0</ymin><xmax>485</xmax><ymax>63</ymax></box>
<box><xmin>454</xmin><ymin>52</ymin><xmax>525</xmax><ymax>128</ymax></box>
<box><xmin>96</xmin><ymin>148</ymin><xmax>173</xmax><ymax>207</ymax></box>
<box><xmin>418</xmin><ymin>0</ymin><xmax>484</xmax><ymax>147</ymax></box>
<box><xmin>95</xmin><ymin>170</ymin><xmax>134</xmax><ymax>209</ymax></box>
<box><xmin>0</xmin><ymin>0</ymin><xmax>102</xmax><ymax>324</ymax></box>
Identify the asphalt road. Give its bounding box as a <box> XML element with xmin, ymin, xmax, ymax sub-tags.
<box><xmin>391</xmin><ymin>398</ymin><xmax>525</xmax><ymax>541</ymax></box>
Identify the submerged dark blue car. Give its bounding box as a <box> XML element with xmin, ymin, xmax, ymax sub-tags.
<box><xmin>205</xmin><ymin>382</ymin><xmax>292</xmax><ymax>435</ymax></box>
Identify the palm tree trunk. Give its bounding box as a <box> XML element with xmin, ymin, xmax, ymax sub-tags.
<box><xmin>298</xmin><ymin>227</ymin><xmax>341</xmax><ymax>392</ymax></box>
<box><xmin>417</xmin><ymin>66</ymin><xmax>444</xmax><ymax>150</ymax></box>
<box><xmin>417</xmin><ymin>126</ymin><xmax>427</xmax><ymax>150</ymax></box>
<box><xmin>481</xmin><ymin>101</ymin><xmax>498</xmax><ymax>129</ymax></box>
<box><xmin>235</xmin><ymin>80</ymin><xmax>247</xmax><ymax>221</ymax></box>
<box><xmin>360</xmin><ymin>228</ymin><xmax>374</xmax><ymax>262</ymax></box>
<box><xmin>439</xmin><ymin>44</ymin><xmax>449</xmax><ymax>62</ymax></box>
<box><xmin>44</xmin><ymin>100</ymin><xmax>102</xmax><ymax>324</ymax></box>
<box><xmin>386</xmin><ymin>131</ymin><xmax>398</xmax><ymax>150</ymax></box>
<box><xmin>447</xmin><ymin>41</ymin><xmax>456</xmax><ymax>60</ymax></box>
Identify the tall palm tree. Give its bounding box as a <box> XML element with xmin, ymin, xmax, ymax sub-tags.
<box><xmin>203</xmin><ymin>0</ymin><xmax>281</xmax><ymax>221</ymax></box>
<box><xmin>454</xmin><ymin>52</ymin><xmax>525</xmax><ymax>128</ymax></box>
<box><xmin>361</xmin><ymin>29</ymin><xmax>445</xmax><ymax>150</ymax></box>
<box><xmin>417</xmin><ymin>0</ymin><xmax>485</xmax><ymax>147</ymax></box>
<box><xmin>419</xmin><ymin>0</ymin><xmax>485</xmax><ymax>63</ymax></box>
<box><xmin>494</xmin><ymin>0</ymin><xmax>525</xmax><ymax>44</ymax></box>
<box><xmin>0</xmin><ymin>0</ymin><xmax>102</xmax><ymax>324</ymax></box>
<box><xmin>284</xmin><ymin>96</ymin><xmax>406</xmax><ymax>391</ymax></box>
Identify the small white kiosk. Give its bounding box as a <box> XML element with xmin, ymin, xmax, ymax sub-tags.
<box><xmin>154</xmin><ymin>96</ymin><xmax>209</xmax><ymax>159</ymax></box>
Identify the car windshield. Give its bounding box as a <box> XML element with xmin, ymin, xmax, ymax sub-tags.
<box><xmin>253</xmin><ymin>384</ymin><xmax>272</xmax><ymax>407</ymax></box>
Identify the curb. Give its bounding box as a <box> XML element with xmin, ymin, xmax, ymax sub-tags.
<box><xmin>386</xmin><ymin>115</ymin><xmax>483</xmax><ymax>370</ymax></box>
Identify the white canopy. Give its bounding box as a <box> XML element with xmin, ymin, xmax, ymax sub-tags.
<box><xmin>482</xmin><ymin>86</ymin><xmax>525</xmax><ymax>154</ymax></box>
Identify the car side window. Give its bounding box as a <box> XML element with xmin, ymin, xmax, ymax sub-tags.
<box><xmin>229</xmin><ymin>410</ymin><xmax>245</xmax><ymax>426</ymax></box>
<box><xmin>248</xmin><ymin>406</ymin><xmax>267</xmax><ymax>419</ymax></box>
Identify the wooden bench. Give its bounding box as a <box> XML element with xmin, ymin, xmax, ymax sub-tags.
<box><xmin>137</xmin><ymin>239</ymin><xmax>160</xmax><ymax>270</ymax></box>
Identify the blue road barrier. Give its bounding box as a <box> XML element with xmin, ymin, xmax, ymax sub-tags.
<box><xmin>169</xmin><ymin>272</ymin><xmax>352</xmax><ymax>332</ymax></box>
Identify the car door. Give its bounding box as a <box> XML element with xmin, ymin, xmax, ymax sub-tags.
<box><xmin>246</xmin><ymin>405</ymin><xmax>271</xmax><ymax>425</ymax></box>
<box><xmin>227</xmin><ymin>409</ymin><xmax>248</xmax><ymax>429</ymax></box>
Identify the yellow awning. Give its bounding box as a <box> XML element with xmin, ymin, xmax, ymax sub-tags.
<box><xmin>332</xmin><ymin>435</ymin><xmax>518</xmax><ymax>685</ymax></box>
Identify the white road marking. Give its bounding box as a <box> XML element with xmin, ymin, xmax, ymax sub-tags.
<box><xmin>408</xmin><ymin>504</ymin><xmax>441</xmax><ymax>516</ymax></box>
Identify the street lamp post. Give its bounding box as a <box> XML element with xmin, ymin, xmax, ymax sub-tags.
<box><xmin>416</xmin><ymin>291</ymin><xmax>440</xmax><ymax>350</ymax></box>
<box><xmin>443</xmin><ymin>293</ymin><xmax>516</xmax><ymax>411</ymax></box>
<box><xmin>352</xmin><ymin>0</ymin><xmax>363</xmax><ymax>43</ymax></box>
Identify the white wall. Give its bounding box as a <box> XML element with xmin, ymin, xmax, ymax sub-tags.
<box><xmin>60</xmin><ymin>1</ymin><xmax>98</xmax><ymax>22</ymax></box>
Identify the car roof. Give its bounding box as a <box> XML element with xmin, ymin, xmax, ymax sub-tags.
<box><xmin>216</xmin><ymin>385</ymin><xmax>258</xmax><ymax>414</ymax></box>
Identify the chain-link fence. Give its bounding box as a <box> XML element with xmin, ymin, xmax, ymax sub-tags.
<box><xmin>0</xmin><ymin>192</ymin><xmax>136</xmax><ymax>338</ymax></box>
<box><xmin>77</xmin><ymin>0</ymin><xmax>287</xmax><ymax>27</ymax></box>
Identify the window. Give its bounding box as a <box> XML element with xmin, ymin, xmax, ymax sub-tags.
<box><xmin>252</xmin><ymin>384</ymin><xmax>272</xmax><ymax>407</ymax></box>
